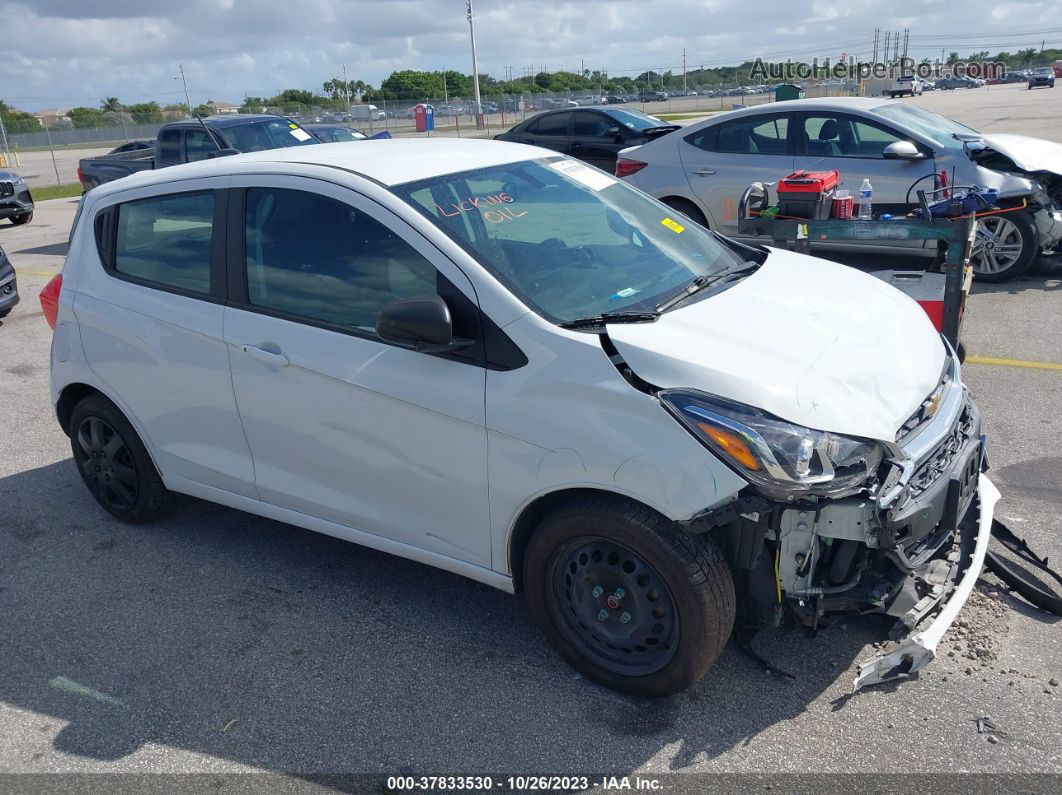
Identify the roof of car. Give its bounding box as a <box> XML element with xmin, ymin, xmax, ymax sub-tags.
<box><xmin>166</xmin><ymin>114</ymin><xmax>293</xmax><ymax>129</ymax></box>
<box><xmin>86</xmin><ymin>138</ymin><xmax>547</xmax><ymax>197</ymax></box>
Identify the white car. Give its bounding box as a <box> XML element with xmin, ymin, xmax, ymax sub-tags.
<box><xmin>618</xmin><ymin>97</ymin><xmax>1062</xmax><ymax>281</ymax></box>
<box><xmin>888</xmin><ymin>75</ymin><xmax>924</xmax><ymax>97</ymax></box>
<box><xmin>46</xmin><ymin>139</ymin><xmax>998</xmax><ymax>696</ymax></box>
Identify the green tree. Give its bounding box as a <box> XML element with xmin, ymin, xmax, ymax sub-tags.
<box><xmin>0</xmin><ymin>100</ymin><xmax>41</xmax><ymax>132</ymax></box>
<box><xmin>124</xmin><ymin>101</ymin><xmax>163</xmax><ymax>123</ymax></box>
<box><xmin>68</xmin><ymin>107</ymin><xmax>108</xmax><ymax>128</ymax></box>
<box><xmin>100</xmin><ymin>96</ymin><xmax>122</xmax><ymax>113</ymax></box>
<box><xmin>1017</xmin><ymin>48</ymin><xmax>1037</xmax><ymax>66</ymax></box>
<box><xmin>946</xmin><ymin>52</ymin><xmax>960</xmax><ymax>65</ymax></box>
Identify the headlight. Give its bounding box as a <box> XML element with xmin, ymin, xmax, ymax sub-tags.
<box><xmin>12</xmin><ymin>176</ymin><xmax>25</xmax><ymax>185</ymax></box>
<box><xmin>660</xmin><ymin>390</ymin><xmax>883</xmax><ymax>500</ymax></box>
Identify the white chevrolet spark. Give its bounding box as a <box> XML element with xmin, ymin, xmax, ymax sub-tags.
<box><xmin>47</xmin><ymin>139</ymin><xmax>998</xmax><ymax>696</ymax></box>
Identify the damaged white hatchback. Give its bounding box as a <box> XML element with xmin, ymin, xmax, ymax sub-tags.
<box><xmin>49</xmin><ymin>139</ymin><xmax>998</xmax><ymax>697</ymax></box>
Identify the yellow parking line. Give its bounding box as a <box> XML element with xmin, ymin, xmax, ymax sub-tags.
<box><xmin>14</xmin><ymin>268</ymin><xmax>58</xmax><ymax>278</ymax></box>
<box><xmin>966</xmin><ymin>354</ymin><xmax>1062</xmax><ymax>372</ymax></box>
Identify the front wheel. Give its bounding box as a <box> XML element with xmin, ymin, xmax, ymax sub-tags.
<box><xmin>971</xmin><ymin>211</ymin><xmax>1038</xmax><ymax>282</ymax></box>
<box><xmin>11</xmin><ymin>212</ymin><xmax>32</xmax><ymax>226</ymax></box>
<box><xmin>524</xmin><ymin>496</ymin><xmax>735</xmax><ymax>697</ymax></box>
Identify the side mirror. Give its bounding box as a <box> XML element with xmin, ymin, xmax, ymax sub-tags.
<box><xmin>207</xmin><ymin>147</ymin><xmax>242</xmax><ymax>158</ymax></box>
<box><xmin>376</xmin><ymin>295</ymin><xmax>474</xmax><ymax>354</ymax></box>
<box><xmin>882</xmin><ymin>141</ymin><xmax>925</xmax><ymax>160</ymax></box>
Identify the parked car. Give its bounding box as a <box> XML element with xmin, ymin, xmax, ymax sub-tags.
<box><xmin>494</xmin><ymin>106</ymin><xmax>681</xmax><ymax>170</ymax></box>
<box><xmin>434</xmin><ymin>104</ymin><xmax>461</xmax><ymax>117</ymax></box>
<box><xmin>0</xmin><ymin>242</ymin><xmax>19</xmax><ymax>318</ymax></box>
<box><xmin>78</xmin><ymin>115</ymin><xmax>318</xmax><ymax>191</ymax></box>
<box><xmin>44</xmin><ymin>138</ymin><xmax>999</xmax><ymax>696</ymax></box>
<box><xmin>887</xmin><ymin>74</ymin><xmax>924</xmax><ymax>98</ymax></box>
<box><xmin>108</xmin><ymin>140</ymin><xmax>154</xmax><ymax>155</ymax></box>
<box><xmin>936</xmin><ymin>75</ymin><xmax>980</xmax><ymax>90</ymax></box>
<box><xmin>617</xmin><ymin>96</ymin><xmax>1062</xmax><ymax>281</ymax></box>
<box><xmin>304</xmin><ymin>124</ymin><xmax>369</xmax><ymax>143</ymax></box>
<box><xmin>1028</xmin><ymin>67</ymin><xmax>1056</xmax><ymax>89</ymax></box>
<box><xmin>639</xmin><ymin>91</ymin><xmax>668</xmax><ymax>102</ymax></box>
<box><xmin>0</xmin><ymin>168</ymin><xmax>34</xmax><ymax>225</ymax></box>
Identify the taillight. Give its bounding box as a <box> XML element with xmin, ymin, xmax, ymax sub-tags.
<box><xmin>40</xmin><ymin>273</ymin><xmax>62</xmax><ymax>330</ymax></box>
<box><xmin>615</xmin><ymin>158</ymin><xmax>648</xmax><ymax>178</ymax></box>
<box><xmin>76</xmin><ymin>166</ymin><xmax>83</xmax><ymax>184</ymax></box>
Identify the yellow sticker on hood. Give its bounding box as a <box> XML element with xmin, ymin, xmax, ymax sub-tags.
<box><xmin>661</xmin><ymin>217</ymin><xmax>685</xmax><ymax>234</ymax></box>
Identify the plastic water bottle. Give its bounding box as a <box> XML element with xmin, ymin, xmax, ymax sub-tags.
<box><xmin>858</xmin><ymin>178</ymin><xmax>873</xmax><ymax>220</ymax></box>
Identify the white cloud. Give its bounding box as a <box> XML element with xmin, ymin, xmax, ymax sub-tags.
<box><xmin>1</xmin><ymin>0</ymin><xmax>1059</xmax><ymax>109</ymax></box>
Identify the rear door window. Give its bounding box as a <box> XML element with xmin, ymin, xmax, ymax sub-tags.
<box><xmin>572</xmin><ymin>112</ymin><xmax>613</xmax><ymax>137</ymax></box>
<box><xmin>157</xmin><ymin>129</ymin><xmax>182</xmax><ymax>166</ymax></box>
<box><xmin>112</xmin><ymin>191</ymin><xmax>214</xmax><ymax>294</ymax></box>
<box><xmin>184</xmin><ymin>129</ymin><xmax>217</xmax><ymax>162</ymax></box>
<box><xmin>686</xmin><ymin>115</ymin><xmax>789</xmax><ymax>154</ymax></box>
<box><xmin>530</xmin><ymin>113</ymin><xmax>570</xmax><ymax>137</ymax></box>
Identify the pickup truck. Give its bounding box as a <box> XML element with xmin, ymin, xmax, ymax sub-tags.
<box><xmin>78</xmin><ymin>114</ymin><xmax>318</xmax><ymax>191</ymax></box>
<box><xmin>887</xmin><ymin>74</ymin><xmax>924</xmax><ymax>97</ymax></box>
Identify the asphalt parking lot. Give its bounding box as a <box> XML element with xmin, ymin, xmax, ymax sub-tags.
<box><xmin>1</xmin><ymin>84</ymin><xmax>1060</xmax><ymax>781</ymax></box>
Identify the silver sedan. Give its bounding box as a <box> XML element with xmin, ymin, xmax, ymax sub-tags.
<box><xmin>618</xmin><ymin>97</ymin><xmax>1062</xmax><ymax>281</ymax></box>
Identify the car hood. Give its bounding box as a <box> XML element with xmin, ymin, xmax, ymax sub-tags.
<box><xmin>0</xmin><ymin>170</ymin><xmax>20</xmax><ymax>181</ymax></box>
<box><xmin>977</xmin><ymin>133</ymin><xmax>1062</xmax><ymax>174</ymax></box>
<box><xmin>607</xmin><ymin>249</ymin><xmax>946</xmax><ymax>441</ymax></box>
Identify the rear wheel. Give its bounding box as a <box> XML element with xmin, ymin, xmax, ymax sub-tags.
<box><xmin>524</xmin><ymin>495</ymin><xmax>735</xmax><ymax>697</ymax></box>
<box><xmin>971</xmin><ymin>211</ymin><xmax>1038</xmax><ymax>282</ymax></box>
<box><xmin>661</xmin><ymin>197</ymin><xmax>709</xmax><ymax>228</ymax></box>
<box><xmin>69</xmin><ymin>395</ymin><xmax>175</xmax><ymax>523</ymax></box>
<box><xmin>11</xmin><ymin>212</ymin><xmax>32</xmax><ymax>226</ymax></box>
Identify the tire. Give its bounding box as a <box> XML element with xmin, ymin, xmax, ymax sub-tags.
<box><xmin>662</xmin><ymin>196</ymin><xmax>709</xmax><ymax>228</ymax></box>
<box><xmin>10</xmin><ymin>212</ymin><xmax>32</xmax><ymax>226</ymax></box>
<box><xmin>523</xmin><ymin>495</ymin><xmax>735</xmax><ymax>697</ymax></box>
<box><xmin>971</xmin><ymin>210</ymin><xmax>1038</xmax><ymax>282</ymax></box>
<box><xmin>69</xmin><ymin>394</ymin><xmax>175</xmax><ymax>523</ymax></box>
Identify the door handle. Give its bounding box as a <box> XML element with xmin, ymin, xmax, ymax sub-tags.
<box><xmin>241</xmin><ymin>344</ymin><xmax>289</xmax><ymax>368</ymax></box>
<box><xmin>521</xmin><ymin>138</ymin><xmax>535</xmax><ymax>144</ymax></box>
<box><xmin>692</xmin><ymin>168</ymin><xmax>716</xmax><ymax>176</ymax></box>
<box><xmin>569</xmin><ymin>141</ymin><xmax>582</xmax><ymax>148</ymax></box>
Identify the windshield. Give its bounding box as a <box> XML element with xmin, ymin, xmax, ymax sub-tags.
<box><xmin>392</xmin><ymin>158</ymin><xmax>746</xmax><ymax>324</ymax></box>
<box><xmin>223</xmin><ymin>120</ymin><xmax>318</xmax><ymax>152</ymax></box>
<box><xmin>608</xmin><ymin>108</ymin><xmax>668</xmax><ymax>130</ymax></box>
<box><xmin>873</xmin><ymin>103</ymin><xmax>979</xmax><ymax>151</ymax></box>
<box><xmin>1034</xmin><ymin>68</ymin><xmax>1053</xmax><ymax>75</ymax></box>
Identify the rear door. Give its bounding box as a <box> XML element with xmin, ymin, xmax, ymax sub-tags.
<box><xmin>569</xmin><ymin>111</ymin><xmax>623</xmax><ymax>170</ymax></box>
<box><xmin>72</xmin><ymin>177</ymin><xmax>257</xmax><ymax>497</ymax></box>
<box><xmin>519</xmin><ymin>112</ymin><xmax>571</xmax><ymax>154</ymax></box>
<box><xmin>678</xmin><ymin>112</ymin><xmax>795</xmax><ymax>236</ymax></box>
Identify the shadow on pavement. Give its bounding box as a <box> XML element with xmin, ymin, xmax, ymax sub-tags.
<box><xmin>0</xmin><ymin>459</ymin><xmax>880</xmax><ymax>775</ymax></box>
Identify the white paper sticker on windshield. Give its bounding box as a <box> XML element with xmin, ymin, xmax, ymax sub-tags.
<box><xmin>290</xmin><ymin>128</ymin><xmax>312</xmax><ymax>142</ymax></box>
<box><xmin>549</xmin><ymin>159</ymin><xmax>616</xmax><ymax>191</ymax></box>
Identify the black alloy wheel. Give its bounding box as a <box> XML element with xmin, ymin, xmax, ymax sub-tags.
<box><xmin>74</xmin><ymin>416</ymin><xmax>139</xmax><ymax>511</ymax></box>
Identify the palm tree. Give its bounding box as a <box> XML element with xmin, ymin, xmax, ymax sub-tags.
<box><xmin>1017</xmin><ymin>48</ymin><xmax>1037</xmax><ymax>67</ymax></box>
<box><xmin>947</xmin><ymin>52</ymin><xmax>960</xmax><ymax>66</ymax></box>
<box><xmin>100</xmin><ymin>96</ymin><xmax>122</xmax><ymax>113</ymax></box>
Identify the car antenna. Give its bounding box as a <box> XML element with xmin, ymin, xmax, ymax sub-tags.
<box><xmin>194</xmin><ymin>114</ymin><xmax>226</xmax><ymax>151</ymax></box>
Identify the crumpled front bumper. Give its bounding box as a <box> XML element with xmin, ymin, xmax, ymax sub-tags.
<box><xmin>854</xmin><ymin>474</ymin><xmax>1000</xmax><ymax>689</ymax></box>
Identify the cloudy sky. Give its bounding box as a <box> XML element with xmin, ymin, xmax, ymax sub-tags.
<box><xmin>2</xmin><ymin>0</ymin><xmax>1060</xmax><ymax>110</ymax></box>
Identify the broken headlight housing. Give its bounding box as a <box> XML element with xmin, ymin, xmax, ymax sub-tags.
<box><xmin>660</xmin><ymin>390</ymin><xmax>883</xmax><ymax>500</ymax></box>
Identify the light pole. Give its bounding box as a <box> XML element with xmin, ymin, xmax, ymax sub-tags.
<box><xmin>177</xmin><ymin>61</ymin><xmax>193</xmax><ymax>114</ymax></box>
<box><xmin>466</xmin><ymin>0</ymin><xmax>484</xmax><ymax>130</ymax></box>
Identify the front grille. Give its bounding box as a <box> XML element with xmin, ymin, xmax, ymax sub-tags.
<box><xmin>906</xmin><ymin>400</ymin><xmax>976</xmax><ymax>500</ymax></box>
<box><xmin>0</xmin><ymin>182</ymin><xmax>13</xmax><ymax>198</ymax></box>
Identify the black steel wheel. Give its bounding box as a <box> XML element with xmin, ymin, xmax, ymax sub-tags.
<box><xmin>524</xmin><ymin>495</ymin><xmax>734</xmax><ymax>697</ymax></box>
<box><xmin>549</xmin><ymin>536</ymin><xmax>679</xmax><ymax>676</ymax></box>
<box><xmin>69</xmin><ymin>394</ymin><xmax>175</xmax><ymax>522</ymax></box>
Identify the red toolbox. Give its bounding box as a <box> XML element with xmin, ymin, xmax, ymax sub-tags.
<box><xmin>777</xmin><ymin>170</ymin><xmax>839</xmax><ymax>220</ymax></box>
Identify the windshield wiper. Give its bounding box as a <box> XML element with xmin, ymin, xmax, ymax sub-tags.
<box><xmin>559</xmin><ymin>311</ymin><xmax>659</xmax><ymax>330</ymax></box>
<box><xmin>655</xmin><ymin>262</ymin><xmax>760</xmax><ymax>314</ymax></box>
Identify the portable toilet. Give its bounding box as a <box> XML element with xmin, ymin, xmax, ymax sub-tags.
<box><xmin>774</xmin><ymin>83</ymin><xmax>805</xmax><ymax>101</ymax></box>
